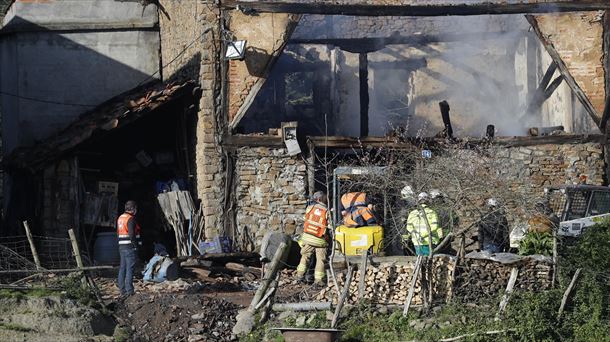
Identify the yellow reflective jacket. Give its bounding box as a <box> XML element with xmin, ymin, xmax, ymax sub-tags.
<box><xmin>404</xmin><ymin>205</ymin><xmax>443</xmax><ymax>246</ymax></box>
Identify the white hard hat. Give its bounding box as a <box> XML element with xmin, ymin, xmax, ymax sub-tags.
<box><xmin>401</xmin><ymin>185</ymin><xmax>415</xmax><ymax>200</ymax></box>
<box><xmin>486</xmin><ymin>198</ymin><xmax>498</xmax><ymax>207</ymax></box>
<box><xmin>418</xmin><ymin>192</ymin><xmax>429</xmax><ymax>202</ymax></box>
<box><xmin>430</xmin><ymin>189</ymin><xmax>441</xmax><ymax>199</ymax></box>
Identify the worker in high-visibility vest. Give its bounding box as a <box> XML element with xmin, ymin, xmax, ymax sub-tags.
<box><xmin>340</xmin><ymin>192</ymin><xmax>378</xmax><ymax>227</ymax></box>
<box><xmin>404</xmin><ymin>192</ymin><xmax>443</xmax><ymax>256</ymax></box>
<box><xmin>116</xmin><ymin>200</ymin><xmax>142</xmax><ymax>297</ymax></box>
<box><xmin>296</xmin><ymin>191</ymin><xmax>329</xmax><ymax>285</ymax></box>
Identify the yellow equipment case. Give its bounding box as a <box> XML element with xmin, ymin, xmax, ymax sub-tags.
<box><xmin>335</xmin><ymin>225</ymin><xmax>384</xmax><ymax>256</ymax></box>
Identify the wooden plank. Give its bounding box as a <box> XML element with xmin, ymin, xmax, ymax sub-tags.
<box><xmin>222</xmin><ymin>134</ymin><xmax>284</xmax><ymax>147</ymax></box>
<box><xmin>222</xmin><ymin>0</ymin><xmax>610</xmax><ymax>16</ymax></box>
<box><xmin>357</xmin><ymin>250</ymin><xmax>368</xmax><ymax>299</ymax></box>
<box><xmin>526</xmin><ymin>15</ymin><xmax>602</xmax><ymax>129</ymax></box>
<box><xmin>23</xmin><ymin>221</ymin><xmax>42</xmax><ymax>270</ymax></box>
<box><xmin>331</xmin><ymin>266</ymin><xmax>355</xmax><ymax>328</ymax></box>
<box><xmin>403</xmin><ymin>255</ymin><xmax>423</xmax><ymax>317</ymax></box>
<box><xmin>496</xmin><ymin>267</ymin><xmax>519</xmax><ymax>319</ymax></box>
<box><xmin>307</xmin><ymin>134</ymin><xmax>604</xmax><ymax>149</ymax></box>
<box><xmin>558</xmin><ymin>268</ymin><xmax>581</xmax><ymax>319</ymax></box>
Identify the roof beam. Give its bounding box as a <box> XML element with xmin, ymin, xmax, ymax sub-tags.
<box><xmin>222</xmin><ymin>1</ymin><xmax>610</xmax><ymax>16</ymax></box>
<box><xmin>525</xmin><ymin>15</ymin><xmax>602</xmax><ymax>129</ymax></box>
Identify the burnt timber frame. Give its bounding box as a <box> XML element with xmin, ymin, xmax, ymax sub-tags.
<box><xmin>525</xmin><ymin>15</ymin><xmax>602</xmax><ymax>129</ymax></box>
<box><xmin>221</xmin><ymin>134</ymin><xmax>605</xmax><ymax>149</ymax></box>
<box><xmin>222</xmin><ymin>1</ymin><xmax>610</xmax><ymax>16</ymax></box>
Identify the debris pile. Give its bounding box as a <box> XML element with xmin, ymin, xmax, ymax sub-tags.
<box><xmin>119</xmin><ymin>293</ymin><xmax>239</xmax><ymax>342</ymax></box>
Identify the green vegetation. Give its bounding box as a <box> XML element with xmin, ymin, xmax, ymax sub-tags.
<box><xmin>247</xmin><ymin>220</ymin><xmax>610</xmax><ymax>341</ymax></box>
<box><xmin>57</xmin><ymin>273</ymin><xmax>100</xmax><ymax>309</ymax></box>
<box><xmin>0</xmin><ymin>287</ymin><xmax>60</xmax><ymax>300</ymax></box>
<box><xmin>0</xmin><ymin>322</ymin><xmax>35</xmax><ymax>332</ymax></box>
<box><xmin>518</xmin><ymin>231</ymin><xmax>553</xmax><ymax>256</ymax></box>
<box><xmin>113</xmin><ymin>326</ymin><xmax>130</xmax><ymax>342</ymax></box>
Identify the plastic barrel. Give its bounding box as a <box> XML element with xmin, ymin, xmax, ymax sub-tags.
<box><xmin>93</xmin><ymin>232</ymin><xmax>120</xmax><ymax>265</ymax></box>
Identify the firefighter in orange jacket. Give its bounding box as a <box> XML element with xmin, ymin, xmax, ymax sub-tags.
<box><xmin>340</xmin><ymin>192</ymin><xmax>378</xmax><ymax>227</ymax></box>
<box><xmin>296</xmin><ymin>191</ymin><xmax>329</xmax><ymax>285</ymax></box>
<box><xmin>117</xmin><ymin>200</ymin><xmax>142</xmax><ymax>297</ymax></box>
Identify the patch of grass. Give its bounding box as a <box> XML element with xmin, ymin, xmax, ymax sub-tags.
<box><xmin>0</xmin><ymin>288</ymin><xmax>60</xmax><ymax>300</ymax></box>
<box><xmin>113</xmin><ymin>325</ymin><xmax>130</xmax><ymax>342</ymax></box>
<box><xmin>0</xmin><ymin>322</ymin><xmax>35</xmax><ymax>332</ymax></box>
<box><xmin>58</xmin><ymin>274</ymin><xmax>99</xmax><ymax>309</ymax></box>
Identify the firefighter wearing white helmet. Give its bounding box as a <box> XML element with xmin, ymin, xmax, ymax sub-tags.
<box><xmin>404</xmin><ymin>192</ymin><xmax>444</xmax><ymax>255</ymax></box>
<box><xmin>477</xmin><ymin>197</ymin><xmax>508</xmax><ymax>253</ymax></box>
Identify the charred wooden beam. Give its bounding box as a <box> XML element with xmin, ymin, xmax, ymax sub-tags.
<box><xmin>526</xmin><ymin>15</ymin><xmax>602</xmax><ymax>128</ymax></box>
<box><xmin>223</xmin><ymin>1</ymin><xmax>610</xmax><ymax>16</ymax></box>
<box><xmin>526</xmin><ymin>62</ymin><xmax>557</xmax><ymax>115</ymax></box>
<box><xmin>439</xmin><ymin>100</ymin><xmax>453</xmax><ymax>139</ymax></box>
<box><xmin>359</xmin><ymin>53</ymin><xmax>369</xmax><ymax>137</ymax></box>
<box><xmin>288</xmin><ymin>31</ymin><xmax>528</xmax><ymax>49</ymax></box>
<box><xmin>307</xmin><ymin>134</ymin><xmax>604</xmax><ymax>149</ymax></box>
<box><xmin>543</xmin><ymin>75</ymin><xmax>564</xmax><ymax>101</ymax></box>
<box><xmin>486</xmin><ymin>125</ymin><xmax>495</xmax><ymax>140</ymax></box>
<box><xmin>528</xmin><ymin>126</ymin><xmax>565</xmax><ymax>136</ymax></box>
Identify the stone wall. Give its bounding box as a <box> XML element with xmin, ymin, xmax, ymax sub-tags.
<box><xmin>234</xmin><ymin>147</ymin><xmax>307</xmax><ymax>249</ymax></box>
<box><xmin>448</xmin><ymin>141</ymin><xmax>605</xmax><ymax>248</ymax></box>
<box><xmin>159</xmin><ymin>1</ymin><xmax>225</xmax><ymax>238</ymax></box>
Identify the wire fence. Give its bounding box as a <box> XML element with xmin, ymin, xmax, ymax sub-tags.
<box><xmin>0</xmin><ymin>235</ymin><xmax>76</xmax><ymax>275</ymax></box>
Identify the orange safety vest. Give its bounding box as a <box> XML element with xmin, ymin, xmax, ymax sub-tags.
<box><xmin>303</xmin><ymin>203</ymin><xmax>329</xmax><ymax>238</ymax></box>
<box><xmin>341</xmin><ymin>192</ymin><xmax>367</xmax><ymax>211</ymax></box>
<box><xmin>117</xmin><ymin>213</ymin><xmax>142</xmax><ymax>246</ymax></box>
<box><xmin>344</xmin><ymin>206</ymin><xmax>376</xmax><ymax>227</ymax></box>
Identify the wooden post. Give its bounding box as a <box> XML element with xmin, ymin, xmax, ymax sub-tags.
<box><xmin>552</xmin><ymin>227</ymin><xmax>558</xmax><ymax>288</ymax></box>
<box><xmin>496</xmin><ymin>267</ymin><xmax>519</xmax><ymax>319</ymax></box>
<box><xmin>68</xmin><ymin>229</ymin><xmax>84</xmax><ymax>269</ymax></box>
<box><xmin>403</xmin><ymin>255</ymin><xmax>423</xmax><ymax>317</ymax></box>
<box><xmin>331</xmin><ymin>266</ymin><xmax>355</xmax><ymax>328</ymax></box>
<box><xmin>558</xmin><ymin>268</ymin><xmax>581</xmax><ymax>319</ymax></box>
<box><xmin>23</xmin><ymin>221</ymin><xmax>42</xmax><ymax>270</ymax></box>
<box><xmin>249</xmin><ymin>242</ymin><xmax>287</xmax><ymax>310</ymax></box>
<box><xmin>357</xmin><ymin>250</ymin><xmax>368</xmax><ymax>299</ymax></box>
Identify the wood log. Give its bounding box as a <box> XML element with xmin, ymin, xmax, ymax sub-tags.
<box><xmin>558</xmin><ymin>268</ymin><xmax>581</xmax><ymax>319</ymax></box>
<box><xmin>272</xmin><ymin>302</ymin><xmax>332</xmax><ymax>312</ymax></box>
<box><xmin>332</xmin><ymin>266</ymin><xmax>355</xmax><ymax>328</ymax></box>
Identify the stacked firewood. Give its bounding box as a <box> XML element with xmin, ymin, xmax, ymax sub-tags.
<box><xmin>454</xmin><ymin>258</ymin><xmax>552</xmax><ymax>302</ymax></box>
<box><xmin>315</xmin><ymin>256</ymin><xmax>553</xmax><ymax>305</ymax></box>
<box><xmin>316</xmin><ymin>257</ymin><xmax>455</xmax><ymax>305</ymax></box>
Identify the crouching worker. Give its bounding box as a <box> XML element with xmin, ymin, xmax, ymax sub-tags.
<box><xmin>404</xmin><ymin>192</ymin><xmax>443</xmax><ymax>256</ymax></box>
<box><xmin>341</xmin><ymin>192</ymin><xmax>378</xmax><ymax>227</ymax></box>
<box><xmin>296</xmin><ymin>191</ymin><xmax>329</xmax><ymax>286</ymax></box>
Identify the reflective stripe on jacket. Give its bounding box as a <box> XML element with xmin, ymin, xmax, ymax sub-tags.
<box><xmin>404</xmin><ymin>205</ymin><xmax>443</xmax><ymax>246</ymax></box>
<box><xmin>340</xmin><ymin>192</ymin><xmax>367</xmax><ymax>211</ymax></box>
<box><xmin>343</xmin><ymin>206</ymin><xmax>377</xmax><ymax>227</ymax></box>
<box><xmin>302</xmin><ymin>202</ymin><xmax>328</xmax><ymax>247</ymax></box>
<box><xmin>117</xmin><ymin>213</ymin><xmax>142</xmax><ymax>245</ymax></box>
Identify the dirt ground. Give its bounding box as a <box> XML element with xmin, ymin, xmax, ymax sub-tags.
<box><xmin>116</xmin><ymin>292</ymin><xmax>239</xmax><ymax>341</ymax></box>
<box><xmin>98</xmin><ymin>277</ymin><xmax>254</xmax><ymax>341</ymax></box>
